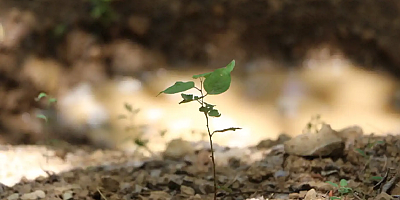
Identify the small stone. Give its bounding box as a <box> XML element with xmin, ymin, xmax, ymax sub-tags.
<box><xmin>133</xmin><ymin>184</ymin><xmax>143</xmax><ymax>194</ymax></box>
<box><xmin>163</xmin><ymin>139</ymin><xmax>195</xmax><ymax>160</ymax></box>
<box><xmin>34</xmin><ymin>190</ymin><xmax>45</xmax><ymax>199</ymax></box>
<box><xmin>168</xmin><ymin>177</ymin><xmax>182</xmax><ymax>191</ymax></box>
<box><xmin>119</xmin><ymin>182</ymin><xmax>131</xmax><ymax>191</ymax></box>
<box><xmin>21</xmin><ymin>190</ymin><xmax>45</xmax><ymax>200</ymax></box>
<box><xmin>76</xmin><ymin>190</ymin><xmax>89</xmax><ymax>198</ymax></box>
<box><xmin>181</xmin><ymin>185</ymin><xmax>195</xmax><ymax>195</ymax></box>
<box><xmin>288</xmin><ymin>193</ymin><xmax>299</xmax><ymax>199</ymax></box>
<box><xmin>150</xmin><ymin>169</ymin><xmax>161</xmax><ymax>177</ymax></box>
<box><xmin>231</xmin><ymin>180</ymin><xmax>241</xmax><ymax>189</ymax></box>
<box><xmin>101</xmin><ymin>176</ymin><xmax>120</xmax><ymax>192</ymax></box>
<box><xmin>194</xmin><ymin>180</ymin><xmax>214</xmax><ymax>194</ymax></box>
<box><xmin>183</xmin><ymin>176</ymin><xmax>195</xmax><ymax>185</ymax></box>
<box><xmin>62</xmin><ymin>191</ymin><xmax>73</xmax><ymax>200</ymax></box>
<box><xmin>191</xmin><ymin>194</ymin><xmax>203</xmax><ymax>200</ymax></box>
<box><xmin>149</xmin><ymin>191</ymin><xmax>171</xmax><ymax>199</ymax></box>
<box><xmin>7</xmin><ymin>193</ymin><xmax>19</xmax><ymax>200</ymax></box>
<box><xmin>284</xmin><ymin>123</ymin><xmax>344</xmax><ymax>157</ymax></box>
<box><xmin>19</xmin><ymin>184</ymin><xmax>32</xmax><ymax>193</ymax></box>
<box><xmin>304</xmin><ymin>189</ymin><xmax>317</xmax><ymax>200</ymax></box>
<box><xmin>135</xmin><ymin>170</ymin><xmax>148</xmax><ymax>185</ymax></box>
<box><xmin>375</xmin><ymin>192</ymin><xmax>393</xmax><ymax>200</ymax></box>
<box><xmin>0</xmin><ymin>182</ymin><xmax>9</xmax><ymax>193</ymax></box>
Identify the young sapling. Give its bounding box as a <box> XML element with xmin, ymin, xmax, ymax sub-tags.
<box><xmin>326</xmin><ymin>179</ymin><xmax>353</xmax><ymax>200</ymax></box>
<box><xmin>35</xmin><ymin>92</ymin><xmax>57</xmax><ymax>123</ymax></box>
<box><xmin>157</xmin><ymin>60</ymin><xmax>241</xmax><ymax>200</ymax></box>
<box><xmin>118</xmin><ymin>103</ymin><xmax>153</xmax><ymax>155</ymax></box>
<box><xmin>35</xmin><ymin>92</ymin><xmax>58</xmax><ymax>162</ymax></box>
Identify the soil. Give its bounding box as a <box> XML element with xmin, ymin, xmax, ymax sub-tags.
<box><xmin>1</xmin><ymin>131</ymin><xmax>400</xmax><ymax>200</ymax></box>
<box><xmin>2</xmin><ymin>0</ymin><xmax>400</xmax><ymax>199</ymax></box>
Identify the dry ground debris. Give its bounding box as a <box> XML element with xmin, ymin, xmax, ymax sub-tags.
<box><xmin>1</xmin><ymin>124</ymin><xmax>400</xmax><ymax>200</ymax></box>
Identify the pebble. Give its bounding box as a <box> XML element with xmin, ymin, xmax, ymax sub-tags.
<box><xmin>288</xmin><ymin>193</ymin><xmax>299</xmax><ymax>199</ymax></box>
<box><xmin>304</xmin><ymin>189</ymin><xmax>317</xmax><ymax>200</ymax></box>
<box><xmin>63</xmin><ymin>191</ymin><xmax>73</xmax><ymax>200</ymax></box>
<box><xmin>7</xmin><ymin>193</ymin><xmax>19</xmax><ymax>200</ymax></box>
<box><xmin>180</xmin><ymin>185</ymin><xmax>195</xmax><ymax>195</ymax></box>
<box><xmin>20</xmin><ymin>190</ymin><xmax>45</xmax><ymax>200</ymax></box>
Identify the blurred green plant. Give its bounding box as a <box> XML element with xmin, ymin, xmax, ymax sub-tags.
<box><xmin>35</xmin><ymin>92</ymin><xmax>58</xmax><ymax>162</ymax></box>
<box><xmin>354</xmin><ymin>139</ymin><xmax>384</xmax><ymax>159</ymax></box>
<box><xmin>158</xmin><ymin>60</ymin><xmax>241</xmax><ymax>200</ymax></box>
<box><xmin>89</xmin><ymin>0</ymin><xmax>118</xmax><ymax>25</ymax></box>
<box><xmin>53</xmin><ymin>23</ymin><xmax>68</xmax><ymax>38</ymax></box>
<box><xmin>118</xmin><ymin>103</ymin><xmax>153</xmax><ymax>155</ymax></box>
<box><xmin>327</xmin><ymin>179</ymin><xmax>353</xmax><ymax>200</ymax></box>
<box><xmin>303</xmin><ymin>114</ymin><xmax>324</xmax><ymax>134</ymax></box>
<box><xmin>35</xmin><ymin>92</ymin><xmax>57</xmax><ymax>123</ymax></box>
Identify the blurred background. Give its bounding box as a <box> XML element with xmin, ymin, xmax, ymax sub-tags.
<box><xmin>1</xmin><ymin>0</ymin><xmax>400</xmax><ymax>152</ymax></box>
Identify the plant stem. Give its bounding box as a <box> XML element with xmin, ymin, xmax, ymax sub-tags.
<box><xmin>204</xmin><ymin>112</ymin><xmax>217</xmax><ymax>200</ymax></box>
<box><xmin>198</xmin><ymin>77</ymin><xmax>217</xmax><ymax>200</ymax></box>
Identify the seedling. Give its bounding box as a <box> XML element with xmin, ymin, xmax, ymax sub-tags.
<box><xmin>158</xmin><ymin>60</ymin><xmax>241</xmax><ymax>200</ymax></box>
<box><xmin>35</xmin><ymin>92</ymin><xmax>57</xmax><ymax>123</ymax></box>
<box><xmin>35</xmin><ymin>92</ymin><xmax>57</xmax><ymax>162</ymax></box>
<box><xmin>327</xmin><ymin>179</ymin><xmax>353</xmax><ymax>199</ymax></box>
<box><xmin>118</xmin><ymin>103</ymin><xmax>153</xmax><ymax>155</ymax></box>
<box><xmin>303</xmin><ymin>114</ymin><xmax>324</xmax><ymax>134</ymax></box>
<box><xmin>53</xmin><ymin>23</ymin><xmax>67</xmax><ymax>38</ymax></box>
<box><xmin>354</xmin><ymin>139</ymin><xmax>384</xmax><ymax>159</ymax></box>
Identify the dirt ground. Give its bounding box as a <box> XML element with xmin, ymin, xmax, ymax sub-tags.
<box><xmin>2</xmin><ymin>0</ymin><xmax>400</xmax><ymax>199</ymax></box>
<box><xmin>1</xmin><ymin>126</ymin><xmax>400</xmax><ymax>200</ymax></box>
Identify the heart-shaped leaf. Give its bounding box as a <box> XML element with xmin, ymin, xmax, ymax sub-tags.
<box><xmin>179</xmin><ymin>93</ymin><xmax>196</xmax><ymax>104</ymax></box>
<box><xmin>158</xmin><ymin>81</ymin><xmax>195</xmax><ymax>96</ymax></box>
<box><xmin>208</xmin><ymin>109</ymin><xmax>221</xmax><ymax>117</ymax></box>
<box><xmin>203</xmin><ymin>60</ymin><xmax>235</xmax><ymax>95</ymax></box>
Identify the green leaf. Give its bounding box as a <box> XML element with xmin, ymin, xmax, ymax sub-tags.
<box><xmin>124</xmin><ymin>103</ymin><xmax>133</xmax><ymax>112</ymax></box>
<box><xmin>338</xmin><ymin>187</ymin><xmax>352</xmax><ymax>194</ymax></box>
<box><xmin>157</xmin><ymin>81</ymin><xmax>195</xmax><ymax>96</ymax></box>
<box><xmin>204</xmin><ymin>103</ymin><xmax>215</xmax><ymax>109</ymax></box>
<box><xmin>35</xmin><ymin>92</ymin><xmax>47</xmax><ymax>101</ymax></box>
<box><xmin>159</xmin><ymin>130</ymin><xmax>167</xmax><ymax>137</ymax></box>
<box><xmin>354</xmin><ymin>148</ymin><xmax>368</xmax><ymax>158</ymax></box>
<box><xmin>48</xmin><ymin>98</ymin><xmax>57</xmax><ymax>104</ymax></box>
<box><xmin>203</xmin><ymin>60</ymin><xmax>235</xmax><ymax>95</ymax></box>
<box><xmin>213</xmin><ymin>127</ymin><xmax>242</xmax><ymax>135</ymax></box>
<box><xmin>134</xmin><ymin>138</ymin><xmax>149</xmax><ymax>147</ymax></box>
<box><xmin>199</xmin><ymin>106</ymin><xmax>209</xmax><ymax>113</ymax></box>
<box><xmin>208</xmin><ymin>109</ymin><xmax>221</xmax><ymax>117</ymax></box>
<box><xmin>179</xmin><ymin>93</ymin><xmax>196</xmax><ymax>104</ymax></box>
<box><xmin>181</xmin><ymin>94</ymin><xmax>193</xmax><ymax>100</ymax></box>
<box><xmin>193</xmin><ymin>72</ymin><xmax>212</xmax><ymax>79</ymax></box>
<box><xmin>339</xmin><ymin>179</ymin><xmax>348</xmax><ymax>187</ymax></box>
<box><xmin>225</xmin><ymin>60</ymin><xmax>235</xmax><ymax>72</ymax></box>
<box><xmin>217</xmin><ymin>185</ymin><xmax>233</xmax><ymax>193</ymax></box>
<box><xmin>326</xmin><ymin>181</ymin><xmax>338</xmax><ymax>188</ymax></box>
<box><xmin>330</xmin><ymin>197</ymin><xmax>341</xmax><ymax>200</ymax></box>
<box><xmin>36</xmin><ymin>114</ymin><xmax>48</xmax><ymax>123</ymax></box>
<box><xmin>53</xmin><ymin>24</ymin><xmax>66</xmax><ymax>37</ymax></box>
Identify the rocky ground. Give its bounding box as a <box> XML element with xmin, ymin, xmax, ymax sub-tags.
<box><xmin>1</xmin><ymin>123</ymin><xmax>400</xmax><ymax>200</ymax></box>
